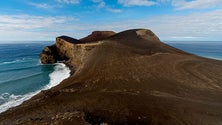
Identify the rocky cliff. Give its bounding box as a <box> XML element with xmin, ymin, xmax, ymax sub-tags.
<box><xmin>40</xmin><ymin>31</ymin><xmax>114</xmax><ymax>68</ymax></box>
<box><xmin>1</xmin><ymin>29</ymin><xmax>222</xmax><ymax>125</ymax></box>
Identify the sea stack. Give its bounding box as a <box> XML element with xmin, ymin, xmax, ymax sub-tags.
<box><xmin>1</xmin><ymin>29</ymin><xmax>222</xmax><ymax>125</ymax></box>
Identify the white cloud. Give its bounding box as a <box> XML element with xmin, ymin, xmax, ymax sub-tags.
<box><xmin>74</xmin><ymin>9</ymin><xmax>222</xmax><ymax>41</ymax></box>
<box><xmin>92</xmin><ymin>0</ymin><xmax>122</xmax><ymax>13</ymax></box>
<box><xmin>117</xmin><ymin>0</ymin><xmax>222</xmax><ymax>9</ymax></box>
<box><xmin>0</xmin><ymin>15</ymin><xmax>78</xmax><ymax>41</ymax></box>
<box><xmin>118</xmin><ymin>0</ymin><xmax>156</xmax><ymax>6</ymax></box>
<box><xmin>144</xmin><ymin>10</ymin><xmax>222</xmax><ymax>40</ymax></box>
<box><xmin>92</xmin><ymin>0</ymin><xmax>105</xmax><ymax>8</ymax></box>
<box><xmin>106</xmin><ymin>8</ymin><xmax>122</xmax><ymax>13</ymax></box>
<box><xmin>157</xmin><ymin>0</ymin><xmax>171</xmax><ymax>2</ymax></box>
<box><xmin>172</xmin><ymin>0</ymin><xmax>222</xmax><ymax>10</ymax></box>
<box><xmin>27</xmin><ymin>1</ymin><xmax>80</xmax><ymax>9</ymax></box>
<box><xmin>55</xmin><ymin>0</ymin><xmax>80</xmax><ymax>4</ymax></box>
<box><xmin>0</xmin><ymin>15</ymin><xmax>75</xmax><ymax>30</ymax></box>
<box><xmin>1</xmin><ymin>10</ymin><xmax>222</xmax><ymax>41</ymax></box>
<box><xmin>28</xmin><ymin>2</ymin><xmax>53</xmax><ymax>9</ymax></box>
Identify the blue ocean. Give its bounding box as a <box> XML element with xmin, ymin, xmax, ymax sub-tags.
<box><xmin>167</xmin><ymin>41</ymin><xmax>222</xmax><ymax>60</ymax></box>
<box><xmin>0</xmin><ymin>42</ymin><xmax>70</xmax><ymax>113</ymax></box>
<box><xmin>0</xmin><ymin>41</ymin><xmax>221</xmax><ymax>114</ymax></box>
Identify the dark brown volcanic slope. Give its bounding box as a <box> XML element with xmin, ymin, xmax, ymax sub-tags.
<box><xmin>1</xmin><ymin>29</ymin><xmax>222</xmax><ymax>125</ymax></box>
<box><xmin>57</xmin><ymin>36</ymin><xmax>82</xmax><ymax>44</ymax></box>
<box><xmin>80</xmin><ymin>31</ymin><xmax>116</xmax><ymax>43</ymax></box>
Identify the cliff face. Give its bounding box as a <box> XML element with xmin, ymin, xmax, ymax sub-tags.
<box><xmin>55</xmin><ymin>37</ymin><xmax>76</xmax><ymax>60</ymax></box>
<box><xmin>40</xmin><ymin>45</ymin><xmax>58</xmax><ymax>64</ymax></box>
<box><xmin>69</xmin><ymin>42</ymin><xmax>103</xmax><ymax>68</ymax></box>
<box><xmin>1</xmin><ymin>29</ymin><xmax>222</xmax><ymax>125</ymax></box>
<box><xmin>40</xmin><ymin>31</ymin><xmax>114</xmax><ymax>68</ymax></box>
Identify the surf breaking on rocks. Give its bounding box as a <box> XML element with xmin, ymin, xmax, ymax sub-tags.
<box><xmin>0</xmin><ymin>63</ymin><xmax>70</xmax><ymax>114</ymax></box>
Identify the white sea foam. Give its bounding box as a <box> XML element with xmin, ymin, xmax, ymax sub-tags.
<box><xmin>0</xmin><ymin>63</ymin><xmax>70</xmax><ymax>114</ymax></box>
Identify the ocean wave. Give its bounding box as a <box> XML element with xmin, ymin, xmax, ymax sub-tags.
<box><xmin>0</xmin><ymin>93</ymin><xmax>23</xmax><ymax>105</ymax></box>
<box><xmin>0</xmin><ymin>58</ymin><xmax>33</xmax><ymax>65</ymax></box>
<box><xmin>0</xmin><ymin>65</ymin><xmax>40</xmax><ymax>73</ymax></box>
<box><xmin>0</xmin><ymin>63</ymin><xmax>70</xmax><ymax>114</ymax></box>
<box><xmin>44</xmin><ymin>63</ymin><xmax>70</xmax><ymax>89</ymax></box>
<box><xmin>0</xmin><ymin>72</ymin><xmax>43</xmax><ymax>85</ymax></box>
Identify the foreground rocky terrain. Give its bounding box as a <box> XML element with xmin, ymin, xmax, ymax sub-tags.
<box><xmin>1</xmin><ymin>29</ymin><xmax>222</xmax><ymax>125</ymax></box>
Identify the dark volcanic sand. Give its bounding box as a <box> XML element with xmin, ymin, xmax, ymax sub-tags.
<box><xmin>1</xmin><ymin>29</ymin><xmax>222</xmax><ymax>125</ymax></box>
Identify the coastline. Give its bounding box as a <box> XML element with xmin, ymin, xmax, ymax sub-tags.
<box><xmin>1</xmin><ymin>29</ymin><xmax>222</xmax><ymax>125</ymax></box>
<box><xmin>0</xmin><ymin>63</ymin><xmax>70</xmax><ymax>114</ymax></box>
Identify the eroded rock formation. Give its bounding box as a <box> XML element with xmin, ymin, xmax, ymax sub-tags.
<box><xmin>40</xmin><ymin>45</ymin><xmax>57</xmax><ymax>64</ymax></box>
<box><xmin>40</xmin><ymin>31</ymin><xmax>115</xmax><ymax>68</ymax></box>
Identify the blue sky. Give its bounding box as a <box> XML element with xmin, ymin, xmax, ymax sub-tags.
<box><xmin>0</xmin><ymin>0</ymin><xmax>222</xmax><ymax>42</ymax></box>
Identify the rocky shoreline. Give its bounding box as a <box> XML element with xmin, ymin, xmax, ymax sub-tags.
<box><xmin>1</xmin><ymin>29</ymin><xmax>222</xmax><ymax>125</ymax></box>
<box><xmin>40</xmin><ymin>31</ymin><xmax>115</xmax><ymax>74</ymax></box>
